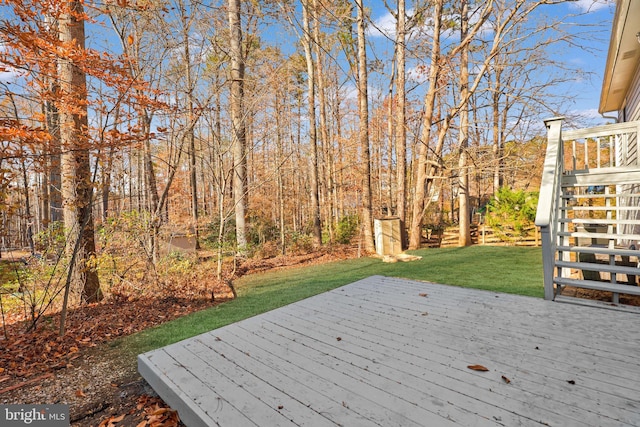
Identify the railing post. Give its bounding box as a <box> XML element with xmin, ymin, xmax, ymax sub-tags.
<box><xmin>536</xmin><ymin>117</ymin><xmax>564</xmax><ymax>300</ymax></box>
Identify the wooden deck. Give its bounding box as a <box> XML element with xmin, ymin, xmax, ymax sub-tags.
<box><xmin>138</xmin><ymin>275</ymin><xmax>640</xmax><ymax>427</ymax></box>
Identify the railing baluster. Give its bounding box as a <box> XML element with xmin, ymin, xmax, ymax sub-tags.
<box><xmin>610</xmin><ymin>135</ymin><xmax>614</xmax><ymax>167</ymax></box>
<box><xmin>584</xmin><ymin>137</ymin><xmax>589</xmax><ymax>169</ymax></box>
<box><xmin>597</xmin><ymin>137</ymin><xmax>601</xmax><ymax>168</ymax></box>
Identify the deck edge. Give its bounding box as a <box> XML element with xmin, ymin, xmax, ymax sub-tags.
<box><xmin>138</xmin><ymin>353</ymin><xmax>214</xmax><ymax>427</ymax></box>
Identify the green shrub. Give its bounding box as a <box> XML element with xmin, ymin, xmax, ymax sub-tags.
<box><xmin>485</xmin><ymin>187</ymin><xmax>539</xmax><ymax>242</ymax></box>
<box><xmin>335</xmin><ymin>214</ymin><xmax>360</xmax><ymax>244</ymax></box>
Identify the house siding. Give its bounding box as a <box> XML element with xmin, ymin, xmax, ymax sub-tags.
<box><xmin>619</xmin><ymin>65</ymin><xmax>640</xmax><ymax>244</ymax></box>
<box><xmin>624</xmin><ymin>65</ymin><xmax>640</xmax><ymax>122</ymax></box>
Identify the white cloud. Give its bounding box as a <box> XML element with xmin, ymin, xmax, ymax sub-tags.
<box><xmin>340</xmin><ymin>82</ymin><xmax>385</xmax><ymax>105</ymax></box>
<box><xmin>569</xmin><ymin>0</ymin><xmax>614</xmax><ymax>13</ymax></box>
<box><xmin>0</xmin><ymin>43</ymin><xmax>23</xmax><ymax>82</ymax></box>
<box><xmin>0</xmin><ymin>66</ymin><xmax>22</xmax><ymax>83</ymax></box>
<box><xmin>368</xmin><ymin>8</ymin><xmax>430</xmax><ymax>39</ymax></box>
<box><xmin>368</xmin><ymin>11</ymin><xmax>397</xmax><ymax>39</ymax></box>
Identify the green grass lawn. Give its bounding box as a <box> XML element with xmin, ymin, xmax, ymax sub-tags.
<box><xmin>121</xmin><ymin>246</ymin><xmax>542</xmax><ymax>357</ymax></box>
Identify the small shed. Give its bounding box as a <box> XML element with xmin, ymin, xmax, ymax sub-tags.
<box><xmin>374</xmin><ymin>217</ymin><xmax>402</xmax><ymax>256</ymax></box>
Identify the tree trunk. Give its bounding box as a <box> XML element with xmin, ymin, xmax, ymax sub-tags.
<box><xmin>101</xmin><ymin>145</ymin><xmax>114</xmax><ymax>223</ymax></box>
<box><xmin>408</xmin><ymin>0</ymin><xmax>443</xmax><ymax>250</ymax></box>
<box><xmin>58</xmin><ymin>0</ymin><xmax>102</xmax><ymax>303</ymax></box>
<box><xmin>21</xmin><ymin>160</ymin><xmax>34</xmax><ymax>255</ymax></box>
<box><xmin>395</xmin><ymin>0</ymin><xmax>407</xmax><ymax>248</ymax></box>
<box><xmin>43</xmin><ymin>15</ymin><xmax>63</xmax><ymax>226</ymax></box>
<box><xmin>140</xmin><ymin>109</ymin><xmax>161</xmax><ymax>264</ymax></box>
<box><xmin>301</xmin><ymin>0</ymin><xmax>323</xmax><ymax>247</ymax></box>
<box><xmin>228</xmin><ymin>0</ymin><xmax>248</xmax><ymax>252</ymax></box>
<box><xmin>312</xmin><ymin>0</ymin><xmax>333</xmax><ymax>244</ymax></box>
<box><xmin>492</xmin><ymin>64</ymin><xmax>503</xmax><ymax>193</ymax></box>
<box><xmin>355</xmin><ymin>0</ymin><xmax>374</xmax><ymax>253</ymax></box>
<box><xmin>275</xmin><ymin>92</ymin><xmax>286</xmax><ymax>255</ymax></box>
<box><xmin>181</xmin><ymin>4</ymin><xmax>200</xmax><ymax>249</ymax></box>
<box><xmin>458</xmin><ymin>0</ymin><xmax>471</xmax><ymax>246</ymax></box>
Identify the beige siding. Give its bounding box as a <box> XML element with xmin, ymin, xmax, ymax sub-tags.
<box><xmin>618</xmin><ymin>66</ymin><xmax>640</xmax><ymax>242</ymax></box>
<box><xmin>624</xmin><ymin>65</ymin><xmax>640</xmax><ymax>122</ymax></box>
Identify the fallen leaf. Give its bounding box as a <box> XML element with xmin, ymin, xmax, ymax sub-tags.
<box><xmin>418</xmin><ymin>293</ymin><xmax>428</xmax><ymax>297</ymax></box>
<box><xmin>501</xmin><ymin>375</ymin><xmax>511</xmax><ymax>384</ymax></box>
<box><xmin>467</xmin><ymin>364</ymin><xmax>489</xmax><ymax>372</ymax></box>
<box><xmin>421</xmin><ymin>312</ymin><xmax>428</xmax><ymax>316</ymax></box>
<box><xmin>111</xmin><ymin>414</ymin><xmax>126</xmax><ymax>423</ymax></box>
<box><xmin>277</xmin><ymin>405</ymin><xmax>284</xmax><ymax>410</ymax></box>
<box><xmin>136</xmin><ymin>421</ymin><xmax>147</xmax><ymax>427</ymax></box>
<box><xmin>75</xmin><ymin>389</ymin><xmax>86</xmax><ymax>398</ymax></box>
<box><xmin>336</xmin><ymin>337</ymin><xmax>342</xmax><ymax>341</ymax></box>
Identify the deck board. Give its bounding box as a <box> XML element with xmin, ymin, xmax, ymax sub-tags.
<box><xmin>139</xmin><ymin>275</ymin><xmax>640</xmax><ymax>426</ymax></box>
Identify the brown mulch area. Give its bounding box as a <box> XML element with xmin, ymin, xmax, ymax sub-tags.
<box><xmin>560</xmin><ymin>285</ymin><xmax>640</xmax><ymax>307</ymax></box>
<box><xmin>0</xmin><ymin>247</ymin><xmax>359</xmax><ymax>426</ymax></box>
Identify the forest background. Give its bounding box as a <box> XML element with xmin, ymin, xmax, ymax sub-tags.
<box><xmin>0</xmin><ymin>0</ymin><xmax>616</xmax><ymax>335</ymax></box>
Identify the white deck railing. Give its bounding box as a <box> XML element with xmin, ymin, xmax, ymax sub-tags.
<box><xmin>562</xmin><ymin>121</ymin><xmax>640</xmax><ymax>172</ymax></box>
<box><xmin>535</xmin><ymin>118</ymin><xmax>640</xmax><ymax>300</ymax></box>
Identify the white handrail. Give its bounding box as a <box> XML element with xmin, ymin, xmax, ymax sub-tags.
<box><xmin>535</xmin><ymin>118</ymin><xmax>564</xmax><ymax>228</ymax></box>
<box><xmin>535</xmin><ymin>118</ymin><xmax>564</xmax><ymax>300</ymax></box>
<box><xmin>561</xmin><ymin>121</ymin><xmax>638</xmax><ymax>140</ymax></box>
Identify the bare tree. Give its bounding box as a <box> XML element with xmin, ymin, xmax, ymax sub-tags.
<box><xmin>228</xmin><ymin>0</ymin><xmax>248</xmax><ymax>253</ymax></box>
<box><xmin>301</xmin><ymin>0</ymin><xmax>323</xmax><ymax>247</ymax></box>
<box><xmin>408</xmin><ymin>0</ymin><xmax>444</xmax><ymax>250</ymax></box>
<box><xmin>395</xmin><ymin>0</ymin><xmax>407</xmax><ymax>243</ymax></box>
<box><xmin>354</xmin><ymin>0</ymin><xmax>375</xmax><ymax>252</ymax></box>
<box><xmin>57</xmin><ymin>0</ymin><xmax>102</xmax><ymax>302</ymax></box>
<box><xmin>457</xmin><ymin>0</ymin><xmax>471</xmax><ymax>246</ymax></box>
<box><xmin>178</xmin><ymin>0</ymin><xmax>200</xmax><ymax>248</ymax></box>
